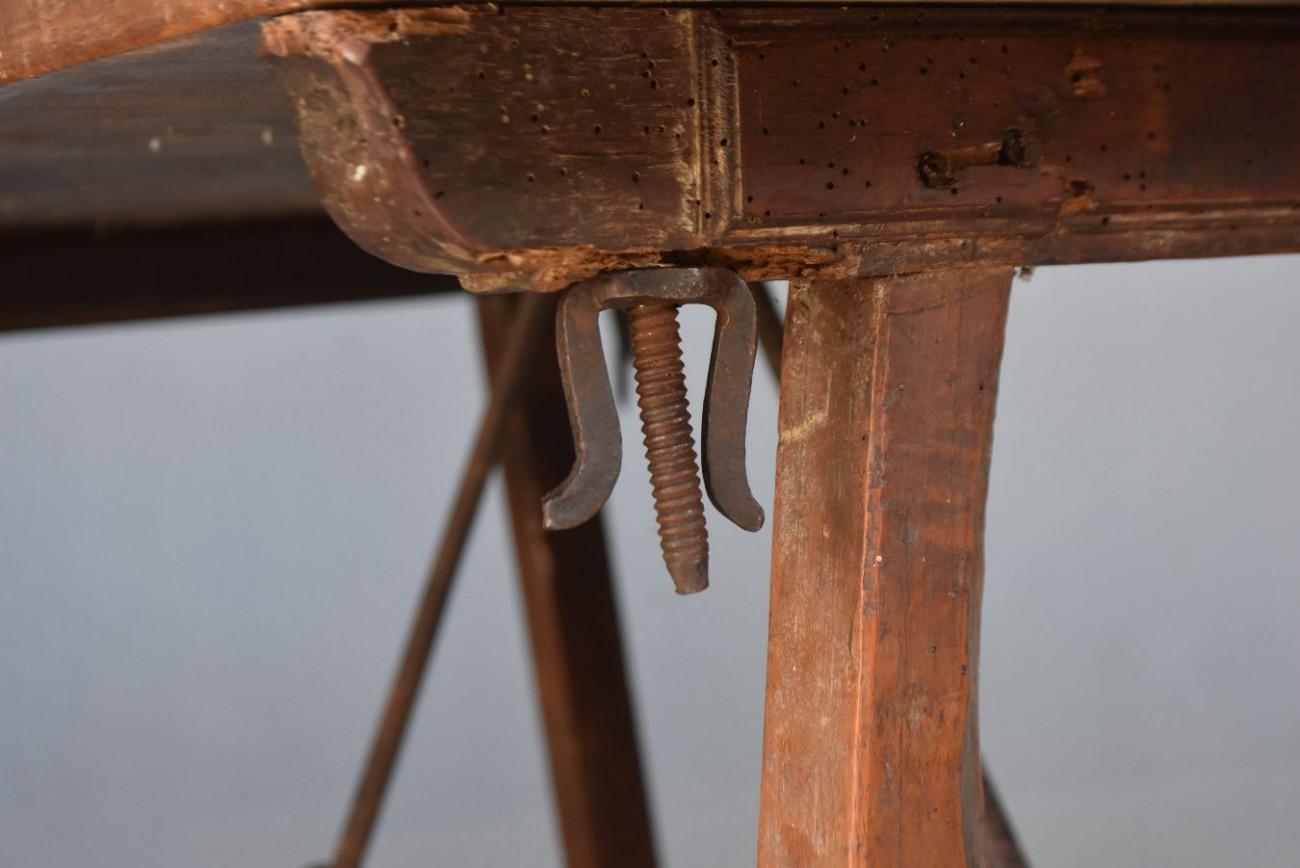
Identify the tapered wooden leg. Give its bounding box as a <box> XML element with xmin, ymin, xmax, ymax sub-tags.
<box><xmin>757</xmin><ymin>268</ymin><xmax>1013</xmax><ymax>868</ymax></box>
<box><xmin>479</xmin><ymin>296</ymin><xmax>658</xmax><ymax>868</ymax></box>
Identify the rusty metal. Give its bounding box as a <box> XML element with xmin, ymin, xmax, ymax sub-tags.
<box><xmin>543</xmin><ymin>267</ymin><xmax>763</xmax><ymax>593</ymax></box>
<box><xmin>331</xmin><ymin>292</ymin><xmax>551</xmax><ymax>868</ymax></box>
<box><xmin>626</xmin><ymin>301</ymin><xmax>710</xmax><ymax>593</ymax></box>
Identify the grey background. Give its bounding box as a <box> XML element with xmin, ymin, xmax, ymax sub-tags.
<box><xmin>1</xmin><ymin>256</ymin><xmax>1297</xmax><ymax>867</ymax></box>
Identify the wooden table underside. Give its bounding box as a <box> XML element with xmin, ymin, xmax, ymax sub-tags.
<box><xmin>4</xmin><ymin>0</ymin><xmax>1296</xmax><ymax>84</ymax></box>
<box><xmin>5</xmin><ymin>5</ymin><xmax>1300</xmax><ymax>283</ymax></box>
<box><xmin>3</xmin><ymin>3</ymin><xmax>1296</xmax><ymax>867</ymax></box>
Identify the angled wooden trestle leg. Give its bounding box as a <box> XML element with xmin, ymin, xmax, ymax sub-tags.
<box><xmin>757</xmin><ymin>269</ymin><xmax>1013</xmax><ymax>867</ymax></box>
<box><xmin>479</xmin><ymin>295</ymin><xmax>658</xmax><ymax>868</ymax></box>
<box><xmin>330</xmin><ymin>294</ymin><xmax>551</xmax><ymax>868</ymax></box>
<box><xmin>328</xmin><ymin>294</ymin><xmax>657</xmax><ymax>868</ymax></box>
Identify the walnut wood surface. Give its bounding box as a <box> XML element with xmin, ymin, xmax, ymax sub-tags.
<box><xmin>2</xmin><ymin>0</ymin><xmax>1294</xmax><ymax>86</ymax></box>
<box><xmin>758</xmin><ymin>268</ymin><xmax>1011</xmax><ymax>867</ymax></box>
<box><xmin>4</xmin><ymin>4</ymin><xmax>1300</xmax><ymax>269</ymax></box>
<box><xmin>265</xmin><ymin>6</ymin><xmax>1300</xmax><ymax>290</ymax></box>
<box><xmin>0</xmin><ymin>22</ymin><xmax>318</xmax><ymax>231</ymax></box>
<box><xmin>0</xmin><ymin>0</ymin><xmax>383</xmax><ymax>85</ymax></box>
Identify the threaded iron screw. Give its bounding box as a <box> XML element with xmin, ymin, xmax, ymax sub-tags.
<box><xmin>626</xmin><ymin>301</ymin><xmax>709</xmax><ymax>594</ymax></box>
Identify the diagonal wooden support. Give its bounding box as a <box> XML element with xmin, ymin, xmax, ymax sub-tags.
<box><xmin>331</xmin><ymin>293</ymin><xmax>550</xmax><ymax>868</ymax></box>
<box><xmin>479</xmin><ymin>295</ymin><xmax>658</xmax><ymax>868</ymax></box>
<box><xmin>326</xmin><ymin>292</ymin><xmax>656</xmax><ymax>868</ymax></box>
<box><xmin>758</xmin><ymin>268</ymin><xmax>1012</xmax><ymax>867</ymax></box>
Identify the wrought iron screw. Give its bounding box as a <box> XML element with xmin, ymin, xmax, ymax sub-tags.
<box><xmin>625</xmin><ymin>301</ymin><xmax>709</xmax><ymax>594</ymax></box>
<box><xmin>542</xmin><ymin>267</ymin><xmax>764</xmax><ymax>594</ymax></box>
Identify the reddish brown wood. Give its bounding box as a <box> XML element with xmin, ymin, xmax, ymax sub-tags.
<box><xmin>750</xmin><ymin>278</ymin><xmax>1032</xmax><ymax>868</ymax></box>
<box><xmin>757</xmin><ymin>267</ymin><xmax>1012</xmax><ymax>867</ymax></box>
<box><xmin>264</xmin><ymin>6</ymin><xmax>1300</xmax><ymax>290</ymax></box>
<box><xmin>729</xmin><ymin>7</ymin><xmax>1300</xmax><ymax>235</ymax></box>
<box><xmin>0</xmin><ymin>217</ymin><xmax>456</xmax><ymax>332</ymax></box>
<box><xmin>479</xmin><ymin>295</ymin><xmax>658</xmax><ymax>868</ymax></box>
<box><xmin>262</xmin><ymin>7</ymin><xmax>701</xmax><ymax>284</ymax></box>
<box><xmin>0</xmin><ymin>22</ymin><xmax>317</xmax><ymax>231</ymax></box>
<box><xmin>4</xmin><ymin>0</ymin><xmax>1295</xmax><ymax>86</ymax></box>
<box><xmin>5</xmin><ymin>6</ymin><xmax>1300</xmax><ymax>254</ymax></box>
<box><xmin>0</xmin><ymin>0</ymin><xmax>399</xmax><ymax>85</ymax></box>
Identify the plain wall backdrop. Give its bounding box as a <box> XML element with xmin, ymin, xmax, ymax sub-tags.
<box><xmin>1</xmin><ymin>256</ymin><xmax>1298</xmax><ymax>867</ymax></box>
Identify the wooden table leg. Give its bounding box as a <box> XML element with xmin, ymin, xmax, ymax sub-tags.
<box><xmin>479</xmin><ymin>296</ymin><xmax>658</xmax><ymax>868</ymax></box>
<box><xmin>757</xmin><ymin>268</ymin><xmax>1013</xmax><ymax>867</ymax></box>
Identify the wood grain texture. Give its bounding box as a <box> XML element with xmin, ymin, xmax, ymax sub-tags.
<box><xmin>0</xmin><ymin>0</ymin><xmax>386</xmax><ymax>85</ymax></box>
<box><xmin>750</xmin><ymin>279</ymin><xmax>1033</xmax><ymax>868</ymax></box>
<box><xmin>0</xmin><ymin>22</ymin><xmax>317</xmax><ymax>230</ymax></box>
<box><xmin>3</xmin><ymin>0</ymin><xmax>1297</xmax><ymax>85</ymax></box>
<box><xmin>264</xmin><ymin>6</ymin><xmax>1300</xmax><ymax>289</ymax></box>
<box><xmin>479</xmin><ymin>295</ymin><xmax>658</xmax><ymax>868</ymax></box>
<box><xmin>757</xmin><ymin>268</ymin><xmax>1012</xmax><ymax>867</ymax></box>
<box><xmin>5</xmin><ymin>5</ymin><xmax>1299</xmax><ymax>270</ymax></box>
<box><xmin>263</xmin><ymin>7</ymin><xmax>703</xmax><ymax>285</ymax></box>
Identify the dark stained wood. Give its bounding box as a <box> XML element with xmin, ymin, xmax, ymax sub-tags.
<box><xmin>4</xmin><ymin>6</ymin><xmax>1300</xmax><ymax>261</ymax></box>
<box><xmin>0</xmin><ymin>0</ymin><xmax>396</xmax><ymax>85</ymax></box>
<box><xmin>265</xmin><ymin>6</ymin><xmax>1300</xmax><ymax>290</ymax></box>
<box><xmin>263</xmin><ymin>7</ymin><xmax>702</xmax><ymax>284</ymax></box>
<box><xmin>479</xmin><ymin>295</ymin><xmax>659</xmax><ymax>868</ymax></box>
<box><xmin>984</xmin><ymin>772</ymin><xmax>1031</xmax><ymax>868</ymax></box>
<box><xmin>0</xmin><ymin>217</ymin><xmax>456</xmax><ymax>332</ymax></box>
<box><xmin>3</xmin><ymin>0</ymin><xmax>1296</xmax><ymax>86</ymax></box>
<box><xmin>750</xmin><ymin>281</ymin><xmax>786</xmax><ymax>380</ymax></box>
<box><xmin>729</xmin><ymin>7</ymin><xmax>1300</xmax><ymax>245</ymax></box>
<box><xmin>330</xmin><ymin>293</ymin><xmax>553</xmax><ymax>868</ymax></box>
<box><xmin>757</xmin><ymin>268</ymin><xmax>1012</xmax><ymax>867</ymax></box>
<box><xmin>0</xmin><ymin>23</ymin><xmax>318</xmax><ymax>231</ymax></box>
